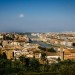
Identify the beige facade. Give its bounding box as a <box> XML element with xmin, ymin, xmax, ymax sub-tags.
<box><xmin>64</xmin><ymin>49</ymin><xmax>75</xmax><ymax>60</ymax></box>
<box><xmin>6</xmin><ymin>50</ymin><xmax>13</xmax><ymax>59</ymax></box>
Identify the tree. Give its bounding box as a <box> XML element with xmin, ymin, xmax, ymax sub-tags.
<box><xmin>41</xmin><ymin>52</ymin><xmax>46</xmax><ymax>60</ymax></box>
<box><xmin>72</xmin><ymin>43</ymin><xmax>75</xmax><ymax>46</ymax></box>
<box><xmin>19</xmin><ymin>55</ymin><xmax>29</xmax><ymax>68</ymax></box>
<box><xmin>38</xmin><ymin>46</ymin><xmax>46</xmax><ymax>51</ymax></box>
<box><xmin>47</xmin><ymin>47</ymin><xmax>56</xmax><ymax>52</ymax></box>
<box><xmin>29</xmin><ymin>57</ymin><xmax>40</xmax><ymax>72</ymax></box>
<box><xmin>2</xmin><ymin>52</ymin><xmax>7</xmax><ymax>59</ymax></box>
<box><xmin>57</xmin><ymin>57</ymin><xmax>61</xmax><ymax>62</ymax></box>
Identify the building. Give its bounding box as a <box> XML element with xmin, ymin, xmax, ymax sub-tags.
<box><xmin>64</xmin><ymin>49</ymin><xmax>75</xmax><ymax>60</ymax></box>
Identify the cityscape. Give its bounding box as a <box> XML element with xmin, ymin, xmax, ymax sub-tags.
<box><xmin>0</xmin><ymin>0</ymin><xmax>75</xmax><ymax>75</ymax></box>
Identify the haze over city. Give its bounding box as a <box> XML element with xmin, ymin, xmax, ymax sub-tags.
<box><xmin>0</xmin><ymin>0</ymin><xmax>75</xmax><ymax>32</ymax></box>
<box><xmin>1</xmin><ymin>0</ymin><xmax>75</xmax><ymax>74</ymax></box>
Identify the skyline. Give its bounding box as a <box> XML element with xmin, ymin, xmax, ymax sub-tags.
<box><xmin>0</xmin><ymin>0</ymin><xmax>75</xmax><ymax>32</ymax></box>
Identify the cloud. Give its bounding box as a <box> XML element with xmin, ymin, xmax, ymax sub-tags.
<box><xmin>19</xmin><ymin>14</ymin><xmax>24</xmax><ymax>18</ymax></box>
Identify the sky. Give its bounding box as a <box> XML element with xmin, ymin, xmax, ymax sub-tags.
<box><xmin>0</xmin><ymin>0</ymin><xmax>75</xmax><ymax>32</ymax></box>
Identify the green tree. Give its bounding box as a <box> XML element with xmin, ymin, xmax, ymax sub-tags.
<box><xmin>57</xmin><ymin>57</ymin><xmax>61</xmax><ymax>62</ymax></box>
<box><xmin>29</xmin><ymin>57</ymin><xmax>40</xmax><ymax>72</ymax></box>
<box><xmin>41</xmin><ymin>52</ymin><xmax>46</xmax><ymax>60</ymax></box>
<box><xmin>72</xmin><ymin>43</ymin><xmax>75</xmax><ymax>46</ymax></box>
<box><xmin>38</xmin><ymin>46</ymin><xmax>46</xmax><ymax>51</ymax></box>
<box><xmin>47</xmin><ymin>47</ymin><xmax>56</xmax><ymax>52</ymax></box>
<box><xmin>19</xmin><ymin>55</ymin><xmax>26</xmax><ymax>64</ymax></box>
<box><xmin>2</xmin><ymin>52</ymin><xmax>7</xmax><ymax>59</ymax></box>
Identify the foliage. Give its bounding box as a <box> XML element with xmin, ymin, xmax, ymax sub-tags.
<box><xmin>38</xmin><ymin>46</ymin><xmax>56</xmax><ymax>52</ymax></box>
<box><xmin>29</xmin><ymin>57</ymin><xmax>40</xmax><ymax>72</ymax></box>
<box><xmin>47</xmin><ymin>47</ymin><xmax>56</xmax><ymax>52</ymax></box>
<box><xmin>0</xmin><ymin>52</ymin><xmax>7</xmax><ymax>59</ymax></box>
<box><xmin>38</xmin><ymin>46</ymin><xmax>46</xmax><ymax>51</ymax></box>
<box><xmin>41</xmin><ymin>52</ymin><xmax>46</xmax><ymax>60</ymax></box>
<box><xmin>0</xmin><ymin>55</ymin><xmax>75</xmax><ymax>75</ymax></box>
<box><xmin>3</xmin><ymin>34</ymin><xmax>14</xmax><ymax>40</ymax></box>
<box><xmin>72</xmin><ymin>43</ymin><xmax>75</xmax><ymax>46</ymax></box>
<box><xmin>57</xmin><ymin>57</ymin><xmax>61</xmax><ymax>62</ymax></box>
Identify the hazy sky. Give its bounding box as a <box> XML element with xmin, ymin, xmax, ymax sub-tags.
<box><xmin>0</xmin><ymin>0</ymin><xmax>75</xmax><ymax>32</ymax></box>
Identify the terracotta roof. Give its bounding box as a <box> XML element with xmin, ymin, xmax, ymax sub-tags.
<box><xmin>64</xmin><ymin>49</ymin><xmax>75</xmax><ymax>53</ymax></box>
<box><xmin>46</xmin><ymin>52</ymin><xmax>60</xmax><ymax>56</ymax></box>
<box><xmin>68</xmin><ymin>50</ymin><xmax>75</xmax><ymax>53</ymax></box>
